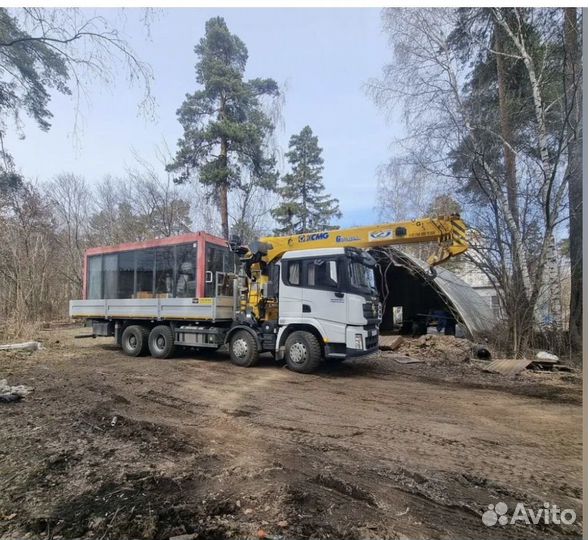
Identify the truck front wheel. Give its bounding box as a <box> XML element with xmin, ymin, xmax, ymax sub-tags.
<box><xmin>148</xmin><ymin>325</ymin><xmax>176</xmax><ymax>359</ymax></box>
<box><xmin>229</xmin><ymin>330</ymin><xmax>259</xmax><ymax>367</ymax></box>
<box><xmin>121</xmin><ymin>325</ymin><xmax>149</xmax><ymax>357</ymax></box>
<box><xmin>285</xmin><ymin>331</ymin><xmax>322</xmax><ymax>373</ymax></box>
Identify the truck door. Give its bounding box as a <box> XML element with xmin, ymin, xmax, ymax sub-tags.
<box><xmin>205</xmin><ymin>244</ymin><xmax>234</xmax><ymax>297</ymax></box>
<box><xmin>301</xmin><ymin>258</ymin><xmax>347</xmax><ymax>344</ymax></box>
<box><xmin>278</xmin><ymin>259</ymin><xmax>303</xmax><ymax>321</ymax></box>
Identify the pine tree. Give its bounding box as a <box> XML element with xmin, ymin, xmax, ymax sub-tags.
<box><xmin>0</xmin><ymin>8</ymin><xmax>152</xmax><ymax>190</ymax></box>
<box><xmin>167</xmin><ymin>17</ymin><xmax>279</xmax><ymax>239</ymax></box>
<box><xmin>272</xmin><ymin>126</ymin><xmax>341</xmax><ymax>234</ymax></box>
<box><xmin>563</xmin><ymin>7</ymin><xmax>582</xmax><ymax>354</ymax></box>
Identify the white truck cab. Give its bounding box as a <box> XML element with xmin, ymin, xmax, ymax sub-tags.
<box><xmin>274</xmin><ymin>247</ymin><xmax>381</xmax><ymax>364</ymax></box>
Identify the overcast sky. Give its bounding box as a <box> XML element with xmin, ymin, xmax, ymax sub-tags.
<box><xmin>6</xmin><ymin>8</ymin><xmax>400</xmax><ymax>227</ymax></box>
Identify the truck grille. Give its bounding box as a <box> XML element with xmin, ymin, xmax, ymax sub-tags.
<box><xmin>365</xmin><ymin>333</ymin><xmax>378</xmax><ymax>350</ymax></box>
<box><xmin>363</xmin><ymin>300</ymin><xmax>379</xmax><ymax>321</ymax></box>
<box><xmin>364</xmin><ymin>325</ymin><xmax>379</xmax><ymax>350</ymax></box>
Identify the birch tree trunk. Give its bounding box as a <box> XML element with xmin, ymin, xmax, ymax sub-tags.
<box><xmin>493</xmin><ymin>9</ymin><xmax>563</xmax><ymax>331</ymax></box>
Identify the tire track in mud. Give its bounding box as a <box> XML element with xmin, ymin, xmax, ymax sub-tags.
<box><xmin>129</xmin><ymin>379</ymin><xmax>581</xmax><ymax>539</ymax></box>
<box><xmin>1</xmin><ymin>328</ymin><xmax>582</xmax><ymax>540</ymax></box>
<box><xmin>131</xmin><ymin>357</ymin><xmax>583</xmax><ymax>524</ymax></box>
<box><xmin>105</xmin><ymin>377</ymin><xmax>585</xmax><ymax>538</ymax></box>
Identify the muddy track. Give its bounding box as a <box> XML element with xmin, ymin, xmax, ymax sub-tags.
<box><xmin>0</xmin><ymin>328</ymin><xmax>583</xmax><ymax>539</ymax></box>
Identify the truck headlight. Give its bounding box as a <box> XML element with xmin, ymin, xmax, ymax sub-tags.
<box><xmin>355</xmin><ymin>334</ymin><xmax>364</xmax><ymax>349</ymax></box>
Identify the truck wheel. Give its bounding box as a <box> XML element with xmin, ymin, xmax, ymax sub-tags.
<box><xmin>121</xmin><ymin>325</ymin><xmax>149</xmax><ymax>357</ymax></box>
<box><xmin>148</xmin><ymin>325</ymin><xmax>176</xmax><ymax>359</ymax></box>
<box><xmin>285</xmin><ymin>331</ymin><xmax>322</xmax><ymax>373</ymax></box>
<box><xmin>229</xmin><ymin>330</ymin><xmax>259</xmax><ymax>367</ymax></box>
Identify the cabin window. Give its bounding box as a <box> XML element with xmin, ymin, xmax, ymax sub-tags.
<box><xmin>87</xmin><ymin>255</ymin><xmax>103</xmax><ymax>299</ymax></box>
<box><xmin>117</xmin><ymin>251</ymin><xmax>135</xmax><ymax>298</ymax></box>
<box><xmin>86</xmin><ymin>242</ymin><xmax>198</xmax><ymax>299</ymax></box>
<box><xmin>305</xmin><ymin>259</ymin><xmax>338</xmax><ymax>289</ymax></box>
<box><xmin>286</xmin><ymin>260</ymin><xmax>301</xmax><ymax>286</ymax></box>
<box><xmin>103</xmin><ymin>254</ymin><xmax>118</xmax><ymax>299</ymax></box>
<box><xmin>135</xmin><ymin>249</ymin><xmax>155</xmax><ymax>298</ymax></box>
<box><xmin>155</xmin><ymin>247</ymin><xmax>175</xmax><ymax>297</ymax></box>
<box><xmin>205</xmin><ymin>244</ymin><xmax>233</xmax><ymax>297</ymax></box>
<box><xmin>175</xmin><ymin>243</ymin><xmax>197</xmax><ymax>298</ymax></box>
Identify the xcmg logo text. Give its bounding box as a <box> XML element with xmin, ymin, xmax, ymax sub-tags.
<box><xmin>298</xmin><ymin>232</ymin><xmax>329</xmax><ymax>242</ymax></box>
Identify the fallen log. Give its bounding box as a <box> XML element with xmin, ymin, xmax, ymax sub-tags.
<box><xmin>0</xmin><ymin>341</ymin><xmax>42</xmax><ymax>352</ymax></box>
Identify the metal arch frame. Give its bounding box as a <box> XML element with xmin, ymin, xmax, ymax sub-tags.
<box><xmin>373</xmin><ymin>247</ymin><xmax>496</xmax><ymax>339</ymax></box>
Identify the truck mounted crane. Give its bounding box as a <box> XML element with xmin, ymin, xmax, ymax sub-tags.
<box><xmin>69</xmin><ymin>214</ymin><xmax>467</xmax><ymax>373</ymax></box>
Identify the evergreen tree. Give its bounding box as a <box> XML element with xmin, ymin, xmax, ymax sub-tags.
<box><xmin>167</xmin><ymin>17</ymin><xmax>279</xmax><ymax>239</ymax></box>
<box><xmin>0</xmin><ymin>8</ymin><xmax>152</xmax><ymax>190</ymax></box>
<box><xmin>563</xmin><ymin>8</ymin><xmax>582</xmax><ymax>354</ymax></box>
<box><xmin>272</xmin><ymin>126</ymin><xmax>341</xmax><ymax>234</ymax></box>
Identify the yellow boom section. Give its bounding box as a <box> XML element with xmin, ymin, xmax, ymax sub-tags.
<box><xmin>258</xmin><ymin>215</ymin><xmax>468</xmax><ymax>266</ymax></box>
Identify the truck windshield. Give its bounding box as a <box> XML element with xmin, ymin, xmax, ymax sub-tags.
<box><xmin>349</xmin><ymin>261</ymin><xmax>377</xmax><ymax>294</ymax></box>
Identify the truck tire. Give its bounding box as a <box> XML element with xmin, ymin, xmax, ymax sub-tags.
<box><xmin>285</xmin><ymin>331</ymin><xmax>322</xmax><ymax>373</ymax></box>
<box><xmin>229</xmin><ymin>330</ymin><xmax>259</xmax><ymax>367</ymax></box>
<box><xmin>148</xmin><ymin>325</ymin><xmax>176</xmax><ymax>359</ymax></box>
<box><xmin>121</xmin><ymin>325</ymin><xmax>149</xmax><ymax>357</ymax></box>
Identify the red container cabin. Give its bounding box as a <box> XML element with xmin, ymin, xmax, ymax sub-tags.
<box><xmin>82</xmin><ymin>232</ymin><xmax>231</xmax><ymax>301</ymax></box>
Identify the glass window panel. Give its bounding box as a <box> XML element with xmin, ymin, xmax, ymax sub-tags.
<box><xmin>349</xmin><ymin>261</ymin><xmax>376</xmax><ymax>292</ymax></box>
<box><xmin>87</xmin><ymin>255</ymin><xmax>103</xmax><ymax>299</ymax></box>
<box><xmin>204</xmin><ymin>247</ymin><xmax>215</xmax><ymax>296</ymax></box>
<box><xmin>135</xmin><ymin>249</ymin><xmax>155</xmax><ymax>298</ymax></box>
<box><xmin>305</xmin><ymin>260</ymin><xmax>338</xmax><ymax>289</ymax></box>
<box><xmin>315</xmin><ymin>260</ymin><xmax>337</xmax><ymax>288</ymax></box>
<box><xmin>155</xmin><ymin>247</ymin><xmax>175</xmax><ymax>297</ymax></box>
<box><xmin>205</xmin><ymin>245</ymin><xmax>231</xmax><ymax>296</ymax></box>
<box><xmin>307</xmin><ymin>262</ymin><xmax>316</xmax><ymax>286</ymax></box>
<box><xmin>328</xmin><ymin>260</ymin><xmax>338</xmax><ymax>284</ymax></box>
<box><xmin>175</xmin><ymin>243</ymin><xmax>197</xmax><ymax>298</ymax></box>
<box><xmin>117</xmin><ymin>251</ymin><xmax>135</xmax><ymax>299</ymax></box>
<box><xmin>288</xmin><ymin>261</ymin><xmax>300</xmax><ymax>286</ymax></box>
<box><xmin>103</xmin><ymin>254</ymin><xmax>118</xmax><ymax>299</ymax></box>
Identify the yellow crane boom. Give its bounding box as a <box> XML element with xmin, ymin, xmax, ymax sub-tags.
<box><xmin>253</xmin><ymin>214</ymin><xmax>468</xmax><ymax>266</ymax></box>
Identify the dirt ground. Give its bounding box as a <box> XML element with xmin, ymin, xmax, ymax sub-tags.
<box><xmin>0</xmin><ymin>326</ymin><xmax>583</xmax><ymax>540</ymax></box>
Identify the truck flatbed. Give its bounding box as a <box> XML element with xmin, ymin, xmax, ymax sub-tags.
<box><xmin>70</xmin><ymin>296</ymin><xmax>234</xmax><ymax>322</ymax></box>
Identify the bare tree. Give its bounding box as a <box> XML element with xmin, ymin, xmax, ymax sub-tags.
<box><xmin>375</xmin><ymin>157</ymin><xmax>449</xmax><ymax>223</ymax></box>
<box><xmin>230</xmin><ymin>174</ymin><xmax>279</xmax><ymax>242</ymax></box>
<box><xmin>368</xmin><ymin>8</ymin><xmax>576</xmax><ymax>357</ymax></box>
<box><xmin>88</xmin><ymin>176</ymin><xmax>138</xmax><ymax>245</ymax></box>
<box><xmin>89</xmin><ymin>169</ymin><xmax>192</xmax><ymax>246</ymax></box>
<box><xmin>0</xmin><ymin>182</ymin><xmax>59</xmax><ymax>336</ymax></box>
<box><xmin>46</xmin><ymin>173</ymin><xmax>90</xmax><ymax>293</ymax></box>
<box><xmin>129</xmin><ymin>161</ymin><xmax>192</xmax><ymax>238</ymax></box>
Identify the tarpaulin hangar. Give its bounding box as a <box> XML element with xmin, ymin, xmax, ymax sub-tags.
<box><xmin>373</xmin><ymin>248</ymin><xmax>496</xmax><ymax>340</ymax></box>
